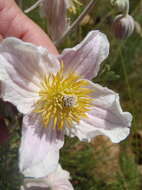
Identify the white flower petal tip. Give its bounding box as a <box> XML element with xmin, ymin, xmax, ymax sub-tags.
<box><xmin>21</xmin><ymin>164</ymin><xmax>74</xmax><ymax>190</ymax></box>
<box><xmin>60</xmin><ymin>30</ymin><xmax>110</xmax><ymax>80</ymax></box>
<box><xmin>0</xmin><ymin>37</ymin><xmax>60</xmax><ymax>114</ymax></box>
<box><xmin>67</xmin><ymin>83</ymin><xmax>132</xmax><ymax>144</ymax></box>
<box><xmin>19</xmin><ymin>113</ymin><xmax>64</xmax><ymax>178</ymax></box>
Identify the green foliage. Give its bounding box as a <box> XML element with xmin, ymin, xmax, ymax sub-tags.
<box><xmin>0</xmin><ymin>121</ymin><xmax>21</xmax><ymax>190</ymax></box>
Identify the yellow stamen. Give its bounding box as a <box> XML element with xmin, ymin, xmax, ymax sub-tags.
<box><xmin>34</xmin><ymin>63</ymin><xmax>94</xmax><ymax>130</ymax></box>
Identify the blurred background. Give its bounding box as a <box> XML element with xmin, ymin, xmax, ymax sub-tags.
<box><xmin>0</xmin><ymin>0</ymin><xmax>142</xmax><ymax>189</ymax></box>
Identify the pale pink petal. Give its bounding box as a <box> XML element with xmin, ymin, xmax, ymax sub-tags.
<box><xmin>0</xmin><ymin>55</ymin><xmax>39</xmax><ymax>114</ymax></box>
<box><xmin>60</xmin><ymin>30</ymin><xmax>109</xmax><ymax>80</ymax></box>
<box><xmin>21</xmin><ymin>164</ymin><xmax>73</xmax><ymax>190</ymax></box>
<box><xmin>67</xmin><ymin>82</ymin><xmax>132</xmax><ymax>143</ymax></box>
<box><xmin>47</xmin><ymin>165</ymin><xmax>73</xmax><ymax>190</ymax></box>
<box><xmin>41</xmin><ymin>0</ymin><xmax>68</xmax><ymax>40</ymax></box>
<box><xmin>19</xmin><ymin>113</ymin><xmax>64</xmax><ymax>178</ymax></box>
<box><xmin>0</xmin><ymin>37</ymin><xmax>60</xmax><ymax>114</ymax></box>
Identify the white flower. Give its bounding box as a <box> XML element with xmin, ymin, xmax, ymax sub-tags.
<box><xmin>21</xmin><ymin>164</ymin><xmax>74</xmax><ymax>190</ymax></box>
<box><xmin>0</xmin><ymin>30</ymin><xmax>132</xmax><ymax>178</ymax></box>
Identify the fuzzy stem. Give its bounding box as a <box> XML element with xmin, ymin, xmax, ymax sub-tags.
<box><xmin>123</xmin><ymin>1</ymin><xmax>129</xmax><ymax>16</ymax></box>
<box><xmin>24</xmin><ymin>0</ymin><xmax>42</xmax><ymax>13</ymax></box>
<box><xmin>55</xmin><ymin>0</ymin><xmax>96</xmax><ymax>46</ymax></box>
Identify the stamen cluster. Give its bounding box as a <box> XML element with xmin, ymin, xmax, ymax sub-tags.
<box><xmin>35</xmin><ymin>64</ymin><xmax>93</xmax><ymax>129</ymax></box>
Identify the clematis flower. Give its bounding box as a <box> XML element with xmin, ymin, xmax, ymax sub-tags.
<box><xmin>21</xmin><ymin>164</ymin><xmax>74</xmax><ymax>190</ymax></box>
<box><xmin>0</xmin><ymin>30</ymin><xmax>132</xmax><ymax>178</ymax></box>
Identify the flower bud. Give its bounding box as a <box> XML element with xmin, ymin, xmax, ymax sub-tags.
<box><xmin>112</xmin><ymin>14</ymin><xmax>135</xmax><ymax>39</ymax></box>
<box><xmin>111</xmin><ymin>0</ymin><xmax>129</xmax><ymax>14</ymax></box>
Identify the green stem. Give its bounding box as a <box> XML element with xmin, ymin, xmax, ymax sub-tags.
<box><xmin>24</xmin><ymin>0</ymin><xmax>42</xmax><ymax>13</ymax></box>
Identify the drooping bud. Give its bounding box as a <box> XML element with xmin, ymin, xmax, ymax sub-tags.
<box><xmin>111</xmin><ymin>0</ymin><xmax>129</xmax><ymax>15</ymax></box>
<box><xmin>112</xmin><ymin>14</ymin><xmax>135</xmax><ymax>39</ymax></box>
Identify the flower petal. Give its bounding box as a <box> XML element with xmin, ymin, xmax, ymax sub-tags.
<box><xmin>19</xmin><ymin>113</ymin><xmax>64</xmax><ymax>178</ymax></box>
<box><xmin>60</xmin><ymin>30</ymin><xmax>109</xmax><ymax>80</ymax></box>
<box><xmin>21</xmin><ymin>164</ymin><xmax>74</xmax><ymax>190</ymax></box>
<box><xmin>47</xmin><ymin>164</ymin><xmax>74</xmax><ymax>190</ymax></box>
<box><xmin>41</xmin><ymin>0</ymin><xmax>68</xmax><ymax>40</ymax></box>
<box><xmin>0</xmin><ymin>37</ymin><xmax>60</xmax><ymax>114</ymax></box>
<box><xmin>67</xmin><ymin>82</ymin><xmax>132</xmax><ymax>143</ymax></box>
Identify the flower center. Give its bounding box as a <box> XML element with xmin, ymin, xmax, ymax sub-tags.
<box><xmin>34</xmin><ymin>63</ymin><xmax>94</xmax><ymax>130</ymax></box>
<box><xmin>63</xmin><ymin>95</ymin><xmax>77</xmax><ymax>107</ymax></box>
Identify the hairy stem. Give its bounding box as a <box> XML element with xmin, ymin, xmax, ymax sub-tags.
<box><xmin>24</xmin><ymin>0</ymin><xmax>42</xmax><ymax>13</ymax></box>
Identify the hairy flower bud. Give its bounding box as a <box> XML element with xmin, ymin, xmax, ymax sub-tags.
<box><xmin>112</xmin><ymin>14</ymin><xmax>135</xmax><ymax>39</ymax></box>
<box><xmin>111</xmin><ymin>0</ymin><xmax>129</xmax><ymax>14</ymax></box>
